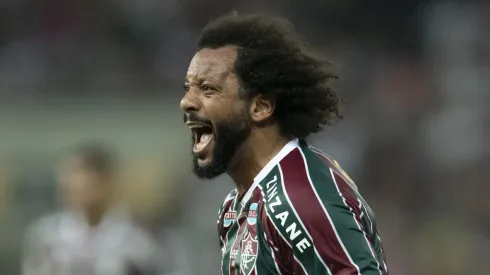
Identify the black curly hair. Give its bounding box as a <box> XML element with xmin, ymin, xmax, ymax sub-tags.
<box><xmin>197</xmin><ymin>12</ymin><xmax>341</xmax><ymax>140</ymax></box>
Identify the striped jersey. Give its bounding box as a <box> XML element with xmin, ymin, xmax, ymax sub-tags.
<box><xmin>217</xmin><ymin>139</ymin><xmax>388</xmax><ymax>275</ymax></box>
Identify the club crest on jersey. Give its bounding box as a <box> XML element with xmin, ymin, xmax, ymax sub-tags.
<box><xmin>247</xmin><ymin>203</ymin><xmax>258</xmax><ymax>225</ymax></box>
<box><xmin>223</xmin><ymin>211</ymin><xmax>237</xmax><ymax>228</ymax></box>
<box><xmin>241</xmin><ymin>233</ymin><xmax>258</xmax><ymax>275</ymax></box>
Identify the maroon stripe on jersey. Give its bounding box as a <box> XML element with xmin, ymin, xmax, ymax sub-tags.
<box><xmin>331</xmin><ymin>172</ymin><xmax>363</xmax><ymax>225</ymax></box>
<box><xmin>313</xmin><ymin>149</ymin><xmax>384</xmax><ymax>273</ymax></box>
<box><xmin>230</xmin><ymin>214</ymin><xmax>248</xmax><ymax>275</ymax></box>
<box><xmin>259</xmin><ymin>198</ymin><xmax>306</xmax><ymax>275</ymax></box>
<box><xmin>313</xmin><ymin>151</ymin><xmax>363</xmax><ymax>219</ymax></box>
<box><xmin>331</xmin><ymin>171</ymin><xmax>380</xmax><ymax>265</ymax></box>
<box><xmin>280</xmin><ymin>148</ymin><xmax>359</xmax><ymax>274</ymax></box>
<box><xmin>219</xmin><ymin>198</ymin><xmax>237</xmax><ymax>244</ymax></box>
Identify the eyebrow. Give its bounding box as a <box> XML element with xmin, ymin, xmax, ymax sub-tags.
<box><xmin>186</xmin><ymin>76</ymin><xmax>223</xmax><ymax>85</ymax></box>
<box><xmin>184</xmin><ymin>76</ymin><xmax>204</xmax><ymax>84</ymax></box>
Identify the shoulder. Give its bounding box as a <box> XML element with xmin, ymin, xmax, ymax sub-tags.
<box><xmin>218</xmin><ymin>189</ymin><xmax>237</xmax><ymax>215</ymax></box>
<box><xmin>258</xmin><ymin>146</ymin><xmax>335</xmax><ymax>214</ymax></box>
<box><xmin>271</xmin><ymin>146</ymin><xmax>347</xmax><ymax>201</ymax></box>
<box><xmin>258</xmin><ymin>146</ymin><xmax>387</xmax><ymax>274</ymax></box>
<box><xmin>259</xmin><ymin>145</ymin><xmax>364</xmax><ymax>232</ymax></box>
<box><xmin>216</xmin><ymin>188</ymin><xmax>238</xmax><ymax>226</ymax></box>
<box><xmin>221</xmin><ymin>189</ymin><xmax>238</xmax><ymax>207</ymax></box>
<box><xmin>278</xmin><ymin>145</ymin><xmax>360</xmax><ymax>207</ymax></box>
<box><xmin>27</xmin><ymin>212</ymin><xmax>62</xmax><ymax>233</ymax></box>
<box><xmin>307</xmin><ymin>145</ymin><xmax>357</xmax><ymax>188</ymax></box>
<box><xmin>23</xmin><ymin>212</ymin><xmax>63</xmax><ymax>244</ymax></box>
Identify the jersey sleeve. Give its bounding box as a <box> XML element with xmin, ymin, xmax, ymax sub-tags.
<box><xmin>262</xmin><ymin>190</ymin><xmax>387</xmax><ymax>275</ymax></box>
<box><xmin>293</xmin><ymin>193</ymin><xmax>387</xmax><ymax>275</ymax></box>
<box><xmin>261</xmin><ymin>149</ymin><xmax>388</xmax><ymax>275</ymax></box>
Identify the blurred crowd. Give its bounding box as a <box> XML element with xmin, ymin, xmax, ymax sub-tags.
<box><xmin>0</xmin><ymin>0</ymin><xmax>489</xmax><ymax>275</ymax></box>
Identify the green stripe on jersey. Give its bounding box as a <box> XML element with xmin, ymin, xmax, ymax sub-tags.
<box><xmin>301</xmin><ymin>147</ymin><xmax>384</xmax><ymax>274</ymax></box>
<box><xmin>254</xmin><ymin>213</ymin><xmax>281</xmax><ymax>275</ymax></box>
<box><xmin>258</xmin><ymin>166</ymin><xmax>325</xmax><ymax>274</ymax></box>
<box><xmin>221</xmin><ymin>197</ymin><xmax>244</xmax><ymax>275</ymax></box>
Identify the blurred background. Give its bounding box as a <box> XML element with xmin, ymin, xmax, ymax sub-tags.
<box><xmin>0</xmin><ymin>0</ymin><xmax>488</xmax><ymax>274</ymax></box>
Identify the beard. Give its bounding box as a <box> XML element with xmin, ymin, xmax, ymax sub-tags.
<box><xmin>191</xmin><ymin>108</ymin><xmax>251</xmax><ymax>179</ymax></box>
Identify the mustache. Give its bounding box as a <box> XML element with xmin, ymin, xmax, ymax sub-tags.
<box><xmin>183</xmin><ymin>112</ymin><xmax>212</xmax><ymax>125</ymax></box>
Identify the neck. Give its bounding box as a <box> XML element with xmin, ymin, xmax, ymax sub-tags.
<box><xmin>82</xmin><ymin>202</ymin><xmax>110</xmax><ymax>227</ymax></box>
<box><xmin>227</xmin><ymin>127</ymin><xmax>291</xmax><ymax>195</ymax></box>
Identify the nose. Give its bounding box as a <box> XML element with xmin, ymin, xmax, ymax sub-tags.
<box><xmin>180</xmin><ymin>90</ymin><xmax>200</xmax><ymax>113</ymax></box>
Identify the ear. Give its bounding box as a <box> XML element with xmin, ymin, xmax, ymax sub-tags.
<box><xmin>249</xmin><ymin>94</ymin><xmax>275</xmax><ymax>123</ymax></box>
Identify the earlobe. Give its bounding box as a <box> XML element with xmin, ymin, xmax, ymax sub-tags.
<box><xmin>250</xmin><ymin>95</ymin><xmax>275</xmax><ymax>123</ymax></box>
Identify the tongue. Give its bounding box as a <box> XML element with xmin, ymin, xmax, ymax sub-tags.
<box><xmin>200</xmin><ymin>133</ymin><xmax>211</xmax><ymax>143</ymax></box>
<box><xmin>195</xmin><ymin>133</ymin><xmax>212</xmax><ymax>151</ymax></box>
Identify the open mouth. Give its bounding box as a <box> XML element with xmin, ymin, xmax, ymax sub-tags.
<box><xmin>188</xmin><ymin>122</ymin><xmax>214</xmax><ymax>154</ymax></box>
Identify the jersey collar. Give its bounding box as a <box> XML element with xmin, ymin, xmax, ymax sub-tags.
<box><xmin>240</xmin><ymin>138</ymin><xmax>299</xmax><ymax>206</ymax></box>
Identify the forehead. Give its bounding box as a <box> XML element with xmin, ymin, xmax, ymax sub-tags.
<box><xmin>58</xmin><ymin>155</ymin><xmax>89</xmax><ymax>174</ymax></box>
<box><xmin>60</xmin><ymin>156</ymin><xmax>82</xmax><ymax>170</ymax></box>
<box><xmin>186</xmin><ymin>47</ymin><xmax>238</xmax><ymax>82</ymax></box>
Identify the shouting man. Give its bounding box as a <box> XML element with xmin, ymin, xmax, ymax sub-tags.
<box><xmin>180</xmin><ymin>12</ymin><xmax>388</xmax><ymax>275</ymax></box>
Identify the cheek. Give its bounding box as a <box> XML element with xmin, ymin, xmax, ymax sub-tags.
<box><xmin>60</xmin><ymin>174</ymin><xmax>99</xmax><ymax>202</ymax></box>
<box><xmin>204</xmin><ymin>96</ymin><xmax>249</xmax><ymax>122</ymax></box>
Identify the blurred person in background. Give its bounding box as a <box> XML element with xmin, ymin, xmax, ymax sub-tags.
<box><xmin>22</xmin><ymin>142</ymin><xmax>169</xmax><ymax>275</ymax></box>
<box><xmin>181</xmin><ymin>13</ymin><xmax>388</xmax><ymax>275</ymax></box>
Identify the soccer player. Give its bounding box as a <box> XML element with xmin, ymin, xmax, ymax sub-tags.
<box><xmin>22</xmin><ymin>143</ymin><xmax>169</xmax><ymax>275</ymax></box>
<box><xmin>180</xmin><ymin>13</ymin><xmax>388</xmax><ymax>275</ymax></box>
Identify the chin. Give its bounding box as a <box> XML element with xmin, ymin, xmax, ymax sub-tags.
<box><xmin>192</xmin><ymin>155</ymin><xmax>227</xmax><ymax>179</ymax></box>
<box><xmin>196</xmin><ymin>157</ymin><xmax>212</xmax><ymax>166</ymax></box>
<box><xmin>186</xmin><ymin>110</ymin><xmax>252</xmax><ymax>180</ymax></box>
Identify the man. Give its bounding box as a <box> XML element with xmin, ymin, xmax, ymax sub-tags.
<box><xmin>180</xmin><ymin>12</ymin><xmax>388</xmax><ymax>275</ymax></box>
<box><xmin>22</xmin><ymin>143</ymin><xmax>169</xmax><ymax>275</ymax></box>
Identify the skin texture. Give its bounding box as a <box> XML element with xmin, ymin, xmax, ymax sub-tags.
<box><xmin>181</xmin><ymin>46</ymin><xmax>289</xmax><ymax>194</ymax></box>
